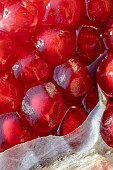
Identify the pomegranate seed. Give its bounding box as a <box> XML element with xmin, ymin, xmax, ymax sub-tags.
<box><xmin>97</xmin><ymin>53</ymin><xmax>113</xmax><ymax>97</ymax></box>
<box><xmin>22</xmin><ymin>82</ymin><xmax>64</xmax><ymax>137</ymax></box>
<box><xmin>26</xmin><ymin>0</ymin><xmax>80</xmax><ymax>26</ymax></box>
<box><xmin>53</xmin><ymin>55</ymin><xmax>93</xmax><ymax>98</ymax></box>
<box><xmin>0</xmin><ymin>30</ymin><xmax>20</xmax><ymax>70</ymax></box>
<box><xmin>0</xmin><ymin>73</ymin><xmax>23</xmax><ymax>114</ymax></box>
<box><xmin>76</xmin><ymin>25</ymin><xmax>104</xmax><ymax>64</ymax></box>
<box><xmin>12</xmin><ymin>43</ymin><xmax>51</xmax><ymax>86</ymax></box>
<box><xmin>104</xmin><ymin>17</ymin><xmax>113</xmax><ymax>52</ymax></box>
<box><xmin>100</xmin><ymin>102</ymin><xmax>113</xmax><ymax>147</ymax></box>
<box><xmin>0</xmin><ymin>2</ymin><xmax>3</xmax><ymax>21</ymax></box>
<box><xmin>79</xmin><ymin>0</ymin><xmax>87</xmax><ymax>16</ymax></box>
<box><xmin>82</xmin><ymin>84</ymin><xmax>99</xmax><ymax>113</ymax></box>
<box><xmin>31</xmin><ymin>26</ymin><xmax>75</xmax><ymax>65</ymax></box>
<box><xmin>73</xmin><ymin>16</ymin><xmax>102</xmax><ymax>29</ymax></box>
<box><xmin>87</xmin><ymin>0</ymin><xmax>113</xmax><ymax>26</ymax></box>
<box><xmin>1</xmin><ymin>1</ymin><xmax>38</xmax><ymax>41</ymax></box>
<box><xmin>57</xmin><ymin>103</ymin><xmax>87</xmax><ymax>136</ymax></box>
<box><xmin>0</xmin><ymin>112</ymin><xmax>31</xmax><ymax>152</ymax></box>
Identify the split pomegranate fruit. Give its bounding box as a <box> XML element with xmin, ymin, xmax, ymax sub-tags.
<box><xmin>0</xmin><ymin>0</ymin><xmax>113</xmax><ymax>151</ymax></box>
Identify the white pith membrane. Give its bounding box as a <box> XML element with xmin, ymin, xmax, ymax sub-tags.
<box><xmin>1</xmin><ymin>52</ymin><xmax>113</xmax><ymax>170</ymax></box>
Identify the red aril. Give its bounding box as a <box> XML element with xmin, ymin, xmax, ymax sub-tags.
<box><xmin>79</xmin><ymin>0</ymin><xmax>87</xmax><ymax>16</ymax></box>
<box><xmin>0</xmin><ymin>2</ymin><xmax>3</xmax><ymax>21</ymax></box>
<box><xmin>87</xmin><ymin>0</ymin><xmax>113</xmax><ymax>26</ymax></box>
<box><xmin>97</xmin><ymin>53</ymin><xmax>113</xmax><ymax>97</ymax></box>
<box><xmin>1</xmin><ymin>0</ymin><xmax>5</xmax><ymax>6</ymax></box>
<box><xmin>22</xmin><ymin>82</ymin><xmax>64</xmax><ymax>137</ymax></box>
<box><xmin>82</xmin><ymin>84</ymin><xmax>99</xmax><ymax>113</ymax></box>
<box><xmin>0</xmin><ymin>31</ymin><xmax>19</xmax><ymax>70</ymax></box>
<box><xmin>12</xmin><ymin>43</ymin><xmax>51</xmax><ymax>86</ymax></box>
<box><xmin>76</xmin><ymin>25</ymin><xmax>104</xmax><ymax>64</ymax></box>
<box><xmin>57</xmin><ymin>103</ymin><xmax>87</xmax><ymax>136</ymax></box>
<box><xmin>0</xmin><ymin>112</ymin><xmax>31</xmax><ymax>151</ymax></box>
<box><xmin>73</xmin><ymin>16</ymin><xmax>103</xmax><ymax>29</ymax></box>
<box><xmin>31</xmin><ymin>26</ymin><xmax>75</xmax><ymax>65</ymax></box>
<box><xmin>26</xmin><ymin>0</ymin><xmax>80</xmax><ymax>26</ymax></box>
<box><xmin>100</xmin><ymin>102</ymin><xmax>113</xmax><ymax>147</ymax></box>
<box><xmin>53</xmin><ymin>55</ymin><xmax>93</xmax><ymax>98</ymax></box>
<box><xmin>104</xmin><ymin>17</ymin><xmax>113</xmax><ymax>52</ymax></box>
<box><xmin>1</xmin><ymin>0</ymin><xmax>38</xmax><ymax>41</ymax></box>
<box><xmin>0</xmin><ymin>73</ymin><xmax>23</xmax><ymax>114</ymax></box>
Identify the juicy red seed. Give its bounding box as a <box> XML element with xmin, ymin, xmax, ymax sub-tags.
<box><xmin>100</xmin><ymin>102</ymin><xmax>113</xmax><ymax>148</ymax></box>
<box><xmin>76</xmin><ymin>25</ymin><xmax>104</xmax><ymax>64</ymax></box>
<box><xmin>22</xmin><ymin>82</ymin><xmax>64</xmax><ymax>137</ymax></box>
<box><xmin>0</xmin><ymin>2</ymin><xmax>3</xmax><ymax>21</ymax></box>
<box><xmin>97</xmin><ymin>53</ymin><xmax>113</xmax><ymax>97</ymax></box>
<box><xmin>73</xmin><ymin>16</ymin><xmax>102</xmax><ymax>29</ymax></box>
<box><xmin>104</xmin><ymin>17</ymin><xmax>113</xmax><ymax>52</ymax></box>
<box><xmin>82</xmin><ymin>84</ymin><xmax>99</xmax><ymax>113</ymax></box>
<box><xmin>12</xmin><ymin>43</ymin><xmax>51</xmax><ymax>86</ymax></box>
<box><xmin>1</xmin><ymin>0</ymin><xmax>5</xmax><ymax>6</ymax></box>
<box><xmin>0</xmin><ymin>73</ymin><xmax>23</xmax><ymax>114</ymax></box>
<box><xmin>4</xmin><ymin>0</ymin><xmax>21</xmax><ymax>6</ymax></box>
<box><xmin>0</xmin><ymin>112</ymin><xmax>31</xmax><ymax>152</ymax></box>
<box><xmin>27</xmin><ymin>0</ymin><xmax>80</xmax><ymax>26</ymax></box>
<box><xmin>87</xmin><ymin>0</ymin><xmax>113</xmax><ymax>25</ymax></box>
<box><xmin>53</xmin><ymin>55</ymin><xmax>93</xmax><ymax>98</ymax></box>
<box><xmin>57</xmin><ymin>104</ymin><xmax>87</xmax><ymax>136</ymax></box>
<box><xmin>1</xmin><ymin>1</ymin><xmax>38</xmax><ymax>41</ymax></box>
<box><xmin>79</xmin><ymin>0</ymin><xmax>87</xmax><ymax>16</ymax></box>
<box><xmin>0</xmin><ymin>30</ymin><xmax>20</xmax><ymax>70</ymax></box>
<box><xmin>31</xmin><ymin>26</ymin><xmax>75</xmax><ymax>65</ymax></box>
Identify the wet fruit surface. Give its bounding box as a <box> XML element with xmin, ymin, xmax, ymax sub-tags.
<box><xmin>53</xmin><ymin>56</ymin><xmax>93</xmax><ymax>98</ymax></box>
<box><xmin>87</xmin><ymin>0</ymin><xmax>113</xmax><ymax>26</ymax></box>
<box><xmin>76</xmin><ymin>25</ymin><xmax>104</xmax><ymax>64</ymax></box>
<box><xmin>100</xmin><ymin>102</ymin><xmax>113</xmax><ymax>147</ymax></box>
<box><xmin>0</xmin><ymin>0</ymin><xmax>113</xmax><ymax>151</ymax></box>
<box><xmin>1</xmin><ymin>0</ymin><xmax>38</xmax><ymax>40</ymax></box>
<box><xmin>0</xmin><ymin>112</ymin><xmax>31</xmax><ymax>151</ymax></box>
<box><xmin>12</xmin><ymin>43</ymin><xmax>51</xmax><ymax>86</ymax></box>
<box><xmin>28</xmin><ymin>0</ymin><xmax>80</xmax><ymax>26</ymax></box>
<box><xmin>0</xmin><ymin>31</ymin><xmax>19</xmax><ymax>70</ymax></box>
<box><xmin>31</xmin><ymin>26</ymin><xmax>75</xmax><ymax>64</ymax></box>
<box><xmin>97</xmin><ymin>53</ymin><xmax>113</xmax><ymax>97</ymax></box>
<box><xmin>0</xmin><ymin>73</ymin><xmax>23</xmax><ymax>114</ymax></box>
<box><xmin>22</xmin><ymin>82</ymin><xmax>64</xmax><ymax>137</ymax></box>
<box><xmin>57</xmin><ymin>103</ymin><xmax>87</xmax><ymax>135</ymax></box>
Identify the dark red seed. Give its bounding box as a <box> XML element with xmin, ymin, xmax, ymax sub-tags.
<box><xmin>0</xmin><ymin>73</ymin><xmax>23</xmax><ymax>114</ymax></box>
<box><xmin>104</xmin><ymin>17</ymin><xmax>113</xmax><ymax>52</ymax></box>
<box><xmin>0</xmin><ymin>30</ymin><xmax>20</xmax><ymax>70</ymax></box>
<box><xmin>57</xmin><ymin>103</ymin><xmax>87</xmax><ymax>136</ymax></box>
<box><xmin>82</xmin><ymin>84</ymin><xmax>99</xmax><ymax>113</ymax></box>
<box><xmin>100</xmin><ymin>102</ymin><xmax>113</xmax><ymax>148</ymax></box>
<box><xmin>31</xmin><ymin>26</ymin><xmax>75</xmax><ymax>65</ymax></box>
<box><xmin>76</xmin><ymin>25</ymin><xmax>104</xmax><ymax>64</ymax></box>
<box><xmin>97</xmin><ymin>53</ymin><xmax>113</xmax><ymax>97</ymax></box>
<box><xmin>87</xmin><ymin>0</ymin><xmax>113</xmax><ymax>26</ymax></box>
<box><xmin>26</xmin><ymin>0</ymin><xmax>80</xmax><ymax>26</ymax></box>
<box><xmin>54</xmin><ymin>55</ymin><xmax>93</xmax><ymax>98</ymax></box>
<box><xmin>12</xmin><ymin>43</ymin><xmax>51</xmax><ymax>86</ymax></box>
<box><xmin>0</xmin><ymin>112</ymin><xmax>31</xmax><ymax>152</ymax></box>
<box><xmin>22</xmin><ymin>82</ymin><xmax>64</xmax><ymax>137</ymax></box>
<box><xmin>1</xmin><ymin>1</ymin><xmax>38</xmax><ymax>41</ymax></box>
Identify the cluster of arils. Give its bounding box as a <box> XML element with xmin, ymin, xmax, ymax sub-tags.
<box><xmin>0</xmin><ymin>0</ymin><xmax>113</xmax><ymax>151</ymax></box>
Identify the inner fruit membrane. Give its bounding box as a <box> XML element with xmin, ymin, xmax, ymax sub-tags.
<box><xmin>0</xmin><ymin>0</ymin><xmax>113</xmax><ymax>151</ymax></box>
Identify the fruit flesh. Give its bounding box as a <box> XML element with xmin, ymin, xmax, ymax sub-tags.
<box><xmin>57</xmin><ymin>103</ymin><xmax>87</xmax><ymax>136</ymax></box>
<box><xmin>100</xmin><ymin>102</ymin><xmax>113</xmax><ymax>147</ymax></box>
<box><xmin>31</xmin><ymin>26</ymin><xmax>75</xmax><ymax>65</ymax></box>
<box><xmin>22</xmin><ymin>82</ymin><xmax>64</xmax><ymax>137</ymax></box>
<box><xmin>1</xmin><ymin>0</ymin><xmax>113</xmax><ymax>151</ymax></box>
